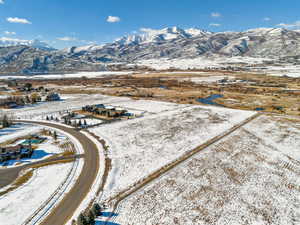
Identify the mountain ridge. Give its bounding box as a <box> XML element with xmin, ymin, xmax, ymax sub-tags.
<box><xmin>1</xmin><ymin>26</ymin><xmax>300</xmax><ymax>74</ymax></box>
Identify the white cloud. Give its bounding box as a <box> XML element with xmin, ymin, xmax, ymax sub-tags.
<box><xmin>4</xmin><ymin>31</ymin><xmax>16</xmax><ymax>35</ymax></box>
<box><xmin>263</xmin><ymin>17</ymin><xmax>271</xmax><ymax>21</ymax></box>
<box><xmin>0</xmin><ymin>0</ymin><xmax>4</xmax><ymax>4</ymax></box>
<box><xmin>277</xmin><ymin>21</ymin><xmax>300</xmax><ymax>29</ymax></box>
<box><xmin>209</xmin><ymin>23</ymin><xmax>221</xmax><ymax>27</ymax></box>
<box><xmin>211</xmin><ymin>12</ymin><xmax>221</xmax><ymax>18</ymax></box>
<box><xmin>0</xmin><ymin>37</ymin><xmax>29</xmax><ymax>43</ymax></box>
<box><xmin>140</xmin><ymin>28</ymin><xmax>155</xmax><ymax>33</ymax></box>
<box><xmin>56</xmin><ymin>36</ymin><xmax>77</xmax><ymax>41</ymax></box>
<box><xmin>107</xmin><ymin>16</ymin><xmax>120</xmax><ymax>23</ymax></box>
<box><xmin>7</xmin><ymin>17</ymin><xmax>32</xmax><ymax>24</ymax></box>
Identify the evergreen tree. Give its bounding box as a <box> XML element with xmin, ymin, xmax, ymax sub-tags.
<box><xmin>53</xmin><ymin>131</ymin><xmax>58</xmax><ymax>140</ymax></box>
<box><xmin>87</xmin><ymin>210</ymin><xmax>95</xmax><ymax>225</ymax></box>
<box><xmin>50</xmin><ymin>115</ymin><xmax>54</xmax><ymax>120</ymax></box>
<box><xmin>91</xmin><ymin>203</ymin><xmax>101</xmax><ymax>216</ymax></box>
<box><xmin>64</xmin><ymin>117</ymin><xmax>67</xmax><ymax>124</ymax></box>
<box><xmin>78</xmin><ymin>120</ymin><xmax>82</xmax><ymax>127</ymax></box>
<box><xmin>77</xmin><ymin>213</ymin><xmax>87</xmax><ymax>225</ymax></box>
<box><xmin>46</xmin><ymin>115</ymin><xmax>49</xmax><ymax>121</ymax></box>
<box><xmin>2</xmin><ymin>114</ymin><xmax>10</xmax><ymax>128</ymax></box>
<box><xmin>84</xmin><ymin>119</ymin><xmax>87</xmax><ymax>126</ymax></box>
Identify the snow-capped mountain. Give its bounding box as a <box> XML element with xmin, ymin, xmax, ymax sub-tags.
<box><xmin>115</xmin><ymin>26</ymin><xmax>209</xmax><ymax>45</ymax></box>
<box><xmin>0</xmin><ymin>38</ymin><xmax>55</xmax><ymax>51</ymax></box>
<box><xmin>1</xmin><ymin>26</ymin><xmax>300</xmax><ymax>74</ymax></box>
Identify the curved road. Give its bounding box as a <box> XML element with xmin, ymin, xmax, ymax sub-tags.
<box><xmin>0</xmin><ymin>154</ymin><xmax>83</xmax><ymax>189</ymax></box>
<box><xmin>17</xmin><ymin>121</ymin><xmax>100</xmax><ymax>225</ymax></box>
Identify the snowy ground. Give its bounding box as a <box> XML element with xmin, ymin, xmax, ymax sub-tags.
<box><xmin>72</xmin><ymin>118</ymin><xmax>104</xmax><ymax>127</ymax></box>
<box><xmin>182</xmin><ymin>75</ymin><xmax>234</xmax><ymax>84</ymax></box>
<box><xmin>114</xmin><ymin>115</ymin><xmax>300</xmax><ymax>225</ymax></box>
<box><xmin>138</xmin><ymin>57</ymin><xmax>300</xmax><ymax>78</ymax></box>
<box><xmin>0</xmin><ymin>163</ymin><xmax>73</xmax><ymax>225</ymax></box>
<box><xmin>108</xmin><ymin>99</ymin><xmax>188</xmax><ymax>114</ymax></box>
<box><xmin>0</xmin><ymin>123</ymin><xmax>42</xmax><ymax>143</ymax></box>
<box><xmin>252</xmin><ymin>65</ymin><xmax>300</xmax><ymax>78</ymax></box>
<box><xmin>138</xmin><ymin>56</ymin><xmax>271</xmax><ymax>70</ymax></box>
<box><xmin>3</xmin><ymin>94</ymin><xmax>132</xmax><ymax>120</ymax></box>
<box><xmin>89</xmin><ymin>103</ymin><xmax>255</xmax><ymax>200</ymax></box>
<box><xmin>0</xmin><ymin>71</ymin><xmax>133</xmax><ymax>80</ymax></box>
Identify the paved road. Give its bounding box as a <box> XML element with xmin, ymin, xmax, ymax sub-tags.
<box><xmin>16</xmin><ymin>121</ymin><xmax>100</xmax><ymax>225</ymax></box>
<box><xmin>0</xmin><ymin>154</ymin><xmax>84</xmax><ymax>189</ymax></box>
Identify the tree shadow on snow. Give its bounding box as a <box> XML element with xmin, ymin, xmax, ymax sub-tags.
<box><xmin>95</xmin><ymin>221</ymin><xmax>120</xmax><ymax>225</ymax></box>
<box><xmin>100</xmin><ymin>212</ymin><xmax>118</xmax><ymax>218</ymax></box>
<box><xmin>30</xmin><ymin>150</ymin><xmax>54</xmax><ymax>160</ymax></box>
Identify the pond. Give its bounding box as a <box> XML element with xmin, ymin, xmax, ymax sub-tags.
<box><xmin>197</xmin><ymin>94</ymin><xmax>224</xmax><ymax>107</ymax></box>
<box><xmin>255</xmin><ymin>107</ymin><xmax>265</xmax><ymax>111</ymax></box>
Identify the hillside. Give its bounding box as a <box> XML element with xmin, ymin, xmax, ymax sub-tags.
<box><xmin>1</xmin><ymin>27</ymin><xmax>300</xmax><ymax>74</ymax></box>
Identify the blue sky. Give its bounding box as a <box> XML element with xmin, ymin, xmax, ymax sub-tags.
<box><xmin>0</xmin><ymin>0</ymin><xmax>299</xmax><ymax>49</ymax></box>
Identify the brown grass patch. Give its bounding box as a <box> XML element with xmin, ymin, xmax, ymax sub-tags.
<box><xmin>0</xmin><ymin>169</ymin><xmax>34</xmax><ymax>196</ymax></box>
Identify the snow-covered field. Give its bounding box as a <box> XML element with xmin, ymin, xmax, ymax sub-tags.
<box><xmin>138</xmin><ymin>56</ymin><xmax>271</xmax><ymax>70</ymax></box>
<box><xmin>182</xmin><ymin>75</ymin><xmax>234</xmax><ymax>84</ymax></box>
<box><xmin>4</xmin><ymin>94</ymin><xmax>132</xmax><ymax>120</ymax></box>
<box><xmin>0</xmin><ymin>123</ymin><xmax>42</xmax><ymax>143</ymax></box>
<box><xmin>0</xmin><ymin>71</ymin><xmax>133</xmax><ymax>80</ymax></box>
<box><xmin>0</xmin><ymin>163</ymin><xmax>73</xmax><ymax>225</ymax></box>
<box><xmin>109</xmin><ymin>99</ymin><xmax>188</xmax><ymax>114</ymax></box>
<box><xmin>138</xmin><ymin>57</ymin><xmax>300</xmax><ymax>78</ymax></box>
<box><xmin>253</xmin><ymin>65</ymin><xmax>300</xmax><ymax>78</ymax></box>
<box><xmin>114</xmin><ymin>115</ymin><xmax>300</xmax><ymax>225</ymax></box>
<box><xmin>90</xmin><ymin>103</ymin><xmax>255</xmax><ymax>200</ymax></box>
<box><xmin>3</xmin><ymin>94</ymin><xmax>189</xmax><ymax>121</ymax></box>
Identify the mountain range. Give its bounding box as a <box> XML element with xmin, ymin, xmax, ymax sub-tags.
<box><xmin>1</xmin><ymin>27</ymin><xmax>300</xmax><ymax>74</ymax></box>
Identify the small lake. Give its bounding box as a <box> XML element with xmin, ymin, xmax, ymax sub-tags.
<box><xmin>197</xmin><ymin>94</ymin><xmax>224</xmax><ymax>107</ymax></box>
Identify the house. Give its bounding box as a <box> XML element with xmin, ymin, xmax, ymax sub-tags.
<box><xmin>82</xmin><ymin>104</ymin><xmax>128</xmax><ymax>118</ymax></box>
<box><xmin>82</xmin><ymin>104</ymin><xmax>105</xmax><ymax>113</ymax></box>
<box><xmin>45</xmin><ymin>92</ymin><xmax>60</xmax><ymax>101</ymax></box>
<box><xmin>21</xmin><ymin>135</ymin><xmax>47</xmax><ymax>145</ymax></box>
<box><xmin>0</xmin><ymin>145</ymin><xmax>33</xmax><ymax>162</ymax></box>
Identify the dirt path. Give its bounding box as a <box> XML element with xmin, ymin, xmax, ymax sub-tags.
<box><xmin>105</xmin><ymin>113</ymin><xmax>261</xmax><ymax>222</ymax></box>
<box><xmin>16</xmin><ymin>121</ymin><xmax>100</xmax><ymax>225</ymax></box>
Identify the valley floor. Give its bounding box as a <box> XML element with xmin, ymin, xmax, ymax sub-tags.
<box><xmin>0</xmin><ymin>92</ymin><xmax>299</xmax><ymax>225</ymax></box>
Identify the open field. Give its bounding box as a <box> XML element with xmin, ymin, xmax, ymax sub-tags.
<box><xmin>89</xmin><ymin>102</ymin><xmax>255</xmax><ymax>200</ymax></box>
<box><xmin>113</xmin><ymin>115</ymin><xmax>300</xmax><ymax>225</ymax></box>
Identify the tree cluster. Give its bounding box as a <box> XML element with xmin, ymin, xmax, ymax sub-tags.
<box><xmin>0</xmin><ymin>113</ymin><xmax>13</xmax><ymax>128</ymax></box>
<box><xmin>76</xmin><ymin>203</ymin><xmax>101</xmax><ymax>225</ymax></box>
<box><xmin>0</xmin><ymin>93</ymin><xmax>42</xmax><ymax>108</ymax></box>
